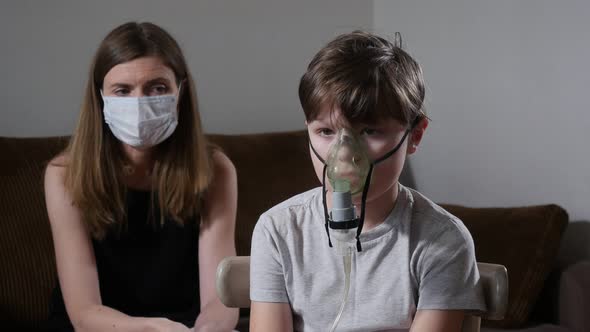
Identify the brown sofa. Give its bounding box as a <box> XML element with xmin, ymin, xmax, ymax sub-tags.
<box><xmin>1</xmin><ymin>131</ymin><xmax>587</xmax><ymax>331</ymax></box>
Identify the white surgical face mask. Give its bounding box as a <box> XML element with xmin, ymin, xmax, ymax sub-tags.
<box><xmin>101</xmin><ymin>91</ymin><xmax>179</xmax><ymax>148</ymax></box>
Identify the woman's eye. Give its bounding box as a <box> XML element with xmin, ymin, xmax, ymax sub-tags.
<box><xmin>317</xmin><ymin>128</ymin><xmax>335</xmax><ymax>137</ymax></box>
<box><xmin>114</xmin><ymin>88</ymin><xmax>129</xmax><ymax>96</ymax></box>
<box><xmin>151</xmin><ymin>84</ymin><xmax>169</xmax><ymax>95</ymax></box>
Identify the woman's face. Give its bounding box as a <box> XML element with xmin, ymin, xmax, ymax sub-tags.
<box><xmin>102</xmin><ymin>56</ymin><xmax>180</xmax><ymax>154</ymax></box>
<box><xmin>102</xmin><ymin>56</ymin><xmax>179</xmax><ymax>97</ymax></box>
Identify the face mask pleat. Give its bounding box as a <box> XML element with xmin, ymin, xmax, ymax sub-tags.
<box><xmin>101</xmin><ymin>93</ymin><xmax>179</xmax><ymax>148</ymax></box>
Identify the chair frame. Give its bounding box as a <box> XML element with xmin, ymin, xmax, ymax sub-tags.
<box><xmin>216</xmin><ymin>256</ymin><xmax>508</xmax><ymax>332</ymax></box>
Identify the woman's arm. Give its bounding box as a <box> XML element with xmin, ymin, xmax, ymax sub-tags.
<box><xmin>410</xmin><ymin>309</ymin><xmax>464</xmax><ymax>332</ymax></box>
<box><xmin>250</xmin><ymin>302</ymin><xmax>293</xmax><ymax>332</ymax></box>
<box><xmin>44</xmin><ymin>159</ymin><xmax>189</xmax><ymax>332</ymax></box>
<box><xmin>193</xmin><ymin>151</ymin><xmax>240</xmax><ymax>332</ymax></box>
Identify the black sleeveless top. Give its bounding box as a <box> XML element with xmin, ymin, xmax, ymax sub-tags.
<box><xmin>47</xmin><ymin>189</ymin><xmax>200</xmax><ymax>330</ymax></box>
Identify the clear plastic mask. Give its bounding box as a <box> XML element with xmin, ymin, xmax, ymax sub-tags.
<box><xmin>326</xmin><ymin>128</ymin><xmax>371</xmax><ymax>196</ymax></box>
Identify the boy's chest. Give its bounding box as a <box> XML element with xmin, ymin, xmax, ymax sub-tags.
<box><xmin>284</xmin><ymin>230</ymin><xmax>417</xmax><ymax>331</ymax></box>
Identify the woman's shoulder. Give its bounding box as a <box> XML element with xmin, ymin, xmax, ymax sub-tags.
<box><xmin>209</xmin><ymin>148</ymin><xmax>235</xmax><ymax>175</ymax></box>
<box><xmin>200</xmin><ymin>148</ymin><xmax>237</xmax><ymax>213</ymax></box>
<box><xmin>206</xmin><ymin>148</ymin><xmax>236</xmax><ymax>190</ymax></box>
<box><xmin>45</xmin><ymin>153</ymin><xmax>70</xmax><ymax>182</ymax></box>
<box><xmin>47</xmin><ymin>152</ymin><xmax>70</xmax><ymax>169</ymax></box>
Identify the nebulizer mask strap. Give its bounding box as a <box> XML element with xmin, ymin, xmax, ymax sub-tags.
<box><xmin>322</xmin><ymin>165</ymin><xmax>334</xmax><ymax>248</ymax></box>
<box><xmin>354</xmin><ymin>117</ymin><xmax>422</xmax><ymax>250</ymax></box>
<box><xmin>310</xmin><ymin>142</ymin><xmax>334</xmax><ymax>247</ymax></box>
<box><xmin>353</xmin><ymin>131</ymin><xmax>408</xmax><ymax>251</ymax></box>
<box><xmin>355</xmin><ymin>164</ymin><xmax>373</xmax><ymax>252</ymax></box>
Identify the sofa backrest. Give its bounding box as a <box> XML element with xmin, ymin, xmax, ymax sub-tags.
<box><xmin>208</xmin><ymin>131</ymin><xmax>319</xmax><ymax>256</ymax></box>
<box><xmin>0</xmin><ymin>136</ymin><xmax>69</xmax><ymax>329</ymax></box>
<box><xmin>0</xmin><ymin>132</ymin><xmax>568</xmax><ymax>329</ymax></box>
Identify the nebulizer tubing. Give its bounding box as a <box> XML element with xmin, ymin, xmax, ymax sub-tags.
<box><xmin>328</xmin><ymin>194</ymin><xmax>355</xmax><ymax>332</ymax></box>
<box><xmin>323</xmin><ymin>129</ymin><xmax>370</xmax><ymax>331</ymax></box>
<box><xmin>329</xmin><ymin>242</ymin><xmax>353</xmax><ymax>332</ymax></box>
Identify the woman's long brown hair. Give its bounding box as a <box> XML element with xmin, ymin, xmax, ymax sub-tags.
<box><xmin>61</xmin><ymin>22</ymin><xmax>211</xmax><ymax>239</ymax></box>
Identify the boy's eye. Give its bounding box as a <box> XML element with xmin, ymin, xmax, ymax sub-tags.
<box><xmin>360</xmin><ymin>128</ymin><xmax>379</xmax><ymax>136</ymax></box>
<box><xmin>317</xmin><ymin>128</ymin><xmax>335</xmax><ymax>137</ymax></box>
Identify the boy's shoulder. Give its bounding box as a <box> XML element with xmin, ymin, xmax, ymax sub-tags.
<box><xmin>265</xmin><ymin>187</ymin><xmax>321</xmax><ymax>215</ymax></box>
<box><xmin>256</xmin><ymin>187</ymin><xmax>322</xmax><ymax>231</ymax></box>
<box><xmin>404</xmin><ymin>185</ymin><xmax>473</xmax><ymax>243</ymax></box>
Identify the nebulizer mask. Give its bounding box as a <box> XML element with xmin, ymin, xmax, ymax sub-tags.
<box><xmin>309</xmin><ymin>121</ymin><xmax>418</xmax><ymax>332</ymax></box>
<box><xmin>310</xmin><ymin>122</ymin><xmax>416</xmax><ymax>252</ymax></box>
<box><xmin>320</xmin><ymin>128</ymin><xmax>370</xmax><ymax>254</ymax></box>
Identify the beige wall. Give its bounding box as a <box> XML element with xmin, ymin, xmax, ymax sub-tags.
<box><xmin>0</xmin><ymin>0</ymin><xmax>372</xmax><ymax>136</ymax></box>
<box><xmin>374</xmin><ymin>0</ymin><xmax>590</xmax><ymax>262</ymax></box>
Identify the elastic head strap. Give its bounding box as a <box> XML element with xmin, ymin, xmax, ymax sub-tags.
<box><xmin>321</xmin><ymin>164</ymin><xmax>333</xmax><ymax>247</ymax></box>
<box><xmin>372</xmin><ymin>116</ymin><xmax>422</xmax><ymax>165</ymax></box>
<box><xmin>307</xmin><ymin>135</ymin><xmax>332</xmax><ymax>246</ymax></box>
<box><xmin>309</xmin><ymin>141</ymin><xmax>326</xmax><ymax>164</ymax></box>
<box><xmin>355</xmin><ymin>164</ymin><xmax>374</xmax><ymax>252</ymax></box>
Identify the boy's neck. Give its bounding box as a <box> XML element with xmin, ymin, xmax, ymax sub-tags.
<box><xmin>326</xmin><ymin>182</ymin><xmax>400</xmax><ymax>233</ymax></box>
<box><xmin>359</xmin><ymin>182</ymin><xmax>400</xmax><ymax>232</ymax></box>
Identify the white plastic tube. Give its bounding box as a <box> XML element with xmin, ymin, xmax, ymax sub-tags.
<box><xmin>329</xmin><ymin>250</ymin><xmax>352</xmax><ymax>332</ymax></box>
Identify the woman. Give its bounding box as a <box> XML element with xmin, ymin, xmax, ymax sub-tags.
<box><xmin>45</xmin><ymin>22</ymin><xmax>238</xmax><ymax>331</ymax></box>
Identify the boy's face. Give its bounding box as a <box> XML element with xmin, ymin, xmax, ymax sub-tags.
<box><xmin>306</xmin><ymin>104</ymin><xmax>427</xmax><ymax>205</ymax></box>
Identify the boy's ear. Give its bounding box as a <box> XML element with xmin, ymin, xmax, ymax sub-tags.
<box><xmin>407</xmin><ymin>118</ymin><xmax>429</xmax><ymax>155</ymax></box>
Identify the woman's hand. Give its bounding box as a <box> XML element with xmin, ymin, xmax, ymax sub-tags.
<box><xmin>194</xmin><ymin>322</ymin><xmax>230</xmax><ymax>332</ymax></box>
<box><xmin>145</xmin><ymin>318</ymin><xmax>193</xmax><ymax>332</ymax></box>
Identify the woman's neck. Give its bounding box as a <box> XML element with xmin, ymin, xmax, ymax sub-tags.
<box><xmin>121</xmin><ymin>144</ymin><xmax>155</xmax><ymax>190</ymax></box>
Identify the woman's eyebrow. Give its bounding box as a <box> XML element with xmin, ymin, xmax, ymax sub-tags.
<box><xmin>107</xmin><ymin>77</ymin><xmax>172</xmax><ymax>88</ymax></box>
<box><xmin>108</xmin><ymin>82</ymin><xmax>131</xmax><ymax>89</ymax></box>
<box><xmin>145</xmin><ymin>77</ymin><xmax>173</xmax><ymax>85</ymax></box>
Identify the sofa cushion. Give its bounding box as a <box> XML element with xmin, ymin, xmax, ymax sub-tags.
<box><xmin>441</xmin><ymin>204</ymin><xmax>568</xmax><ymax>328</ymax></box>
<box><xmin>0</xmin><ymin>136</ymin><xmax>68</xmax><ymax>329</ymax></box>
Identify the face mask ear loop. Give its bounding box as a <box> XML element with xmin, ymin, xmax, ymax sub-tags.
<box><xmin>177</xmin><ymin>80</ymin><xmax>185</xmax><ymax>98</ymax></box>
<box><xmin>322</xmin><ymin>164</ymin><xmax>333</xmax><ymax>248</ymax></box>
<box><xmin>355</xmin><ymin>164</ymin><xmax>374</xmax><ymax>252</ymax></box>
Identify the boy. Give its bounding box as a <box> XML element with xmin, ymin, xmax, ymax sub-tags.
<box><xmin>250</xmin><ymin>31</ymin><xmax>485</xmax><ymax>332</ymax></box>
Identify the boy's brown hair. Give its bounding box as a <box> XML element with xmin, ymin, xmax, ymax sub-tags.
<box><xmin>299</xmin><ymin>30</ymin><xmax>426</xmax><ymax>126</ymax></box>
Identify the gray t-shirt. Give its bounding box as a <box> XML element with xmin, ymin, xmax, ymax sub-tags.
<box><xmin>250</xmin><ymin>184</ymin><xmax>486</xmax><ymax>332</ymax></box>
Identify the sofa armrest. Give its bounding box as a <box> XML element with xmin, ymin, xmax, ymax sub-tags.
<box><xmin>215</xmin><ymin>258</ymin><xmax>509</xmax><ymax>319</ymax></box>
<box><xmin>559</xmin><ymin>260</ymin><xmax>590</xmax><ymax>332</ymax></box>
<box><xmin>478</xmin><ymin>262</ymin><xmax>509</xmax><ymax>321</ymax></box>
<box><xmin>216</xmin><ymin>256</ymin><xmax>251</xmax><ymax>308</ymax></box>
